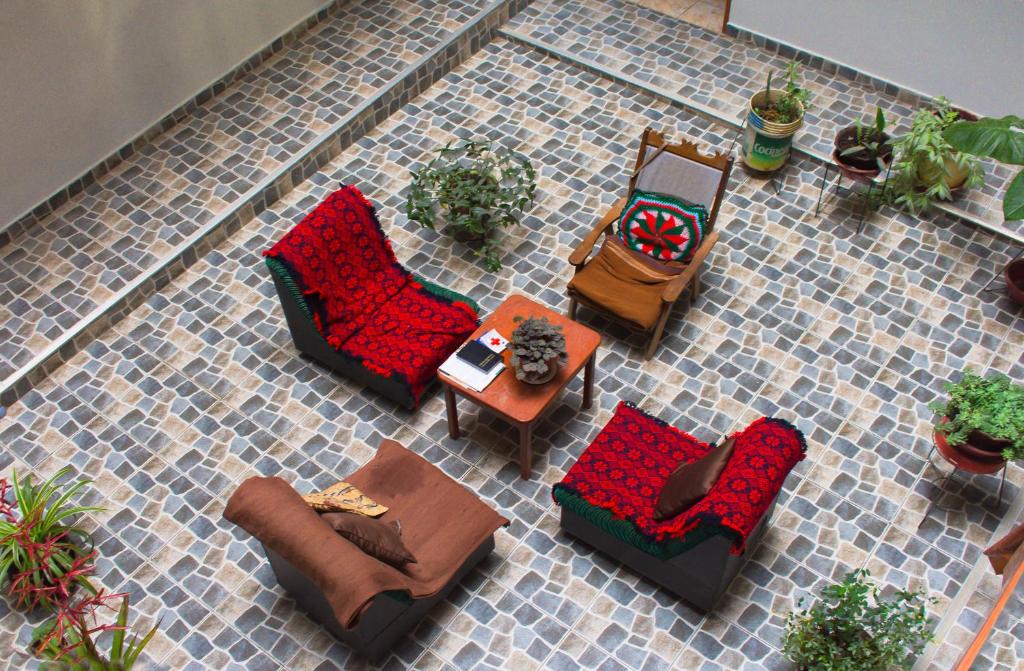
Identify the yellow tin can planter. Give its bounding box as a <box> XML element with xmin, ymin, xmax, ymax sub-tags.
<box><xmin>741</xmin><ymin>89</ymin><xmax>804</xmax><ymax>173</ymax></box>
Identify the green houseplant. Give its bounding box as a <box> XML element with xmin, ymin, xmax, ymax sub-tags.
<box><xmin>509</xmin><ymin>315</ymin><xmax>567</xmax><ymax>384</ymax></box>
<box><xmin>889</xmin><ymin>97</ymin><xmax>984</xmax><ymax>213</ymax></box>
<box><xmin>943</xmin><ymin>114</ymin><xmax>1024</xmax><ymax>304</ymax></box>
<box><xmin>833</xmin><ymin>107</ymin><xmax>894</xmax><ymax>181</ymax></box>
<box><xmin>34</xmin><ymin>595</ymin><xmax>158</xmax><ymax>670</ymax></box>
<box><xmin>782</xmin><ymin>569</ymin><xmax>935</xmax><ymax>671</ymax></box>
<box><xmin>929</xmin><ymin>369</ymin><xmax>1024</xmax><ymax>462</ymax></box>
<box><xmin>406</xmin><ymin>138</ymin><xmax>536</xmax><ymax>271</ymax></box>
<box><xmin>0</xmin><ymin>467</ymin><xmax>103</xmax><ymax>612</ymax></box>
<box><xmin>742</xmin><ymin>61</ymin><xmax>812</xmax><ymax>173</ymax></box>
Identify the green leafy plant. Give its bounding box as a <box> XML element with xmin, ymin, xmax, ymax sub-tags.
<box><xmin>782</xmin><ymin>569</ymin><xmax>935</xmax><ymax>671</ymax></box>
<box><xmin>34</xmin><ymin>594</ymin><xmax>158</xmax><ymax>670</ymax></box>
<box><xmin>0</xmin><ymin>467</ymin><xmax>103</xmax><ymax>611</ymax></box>
<box><xmin>943</xmin><ymin>114</ymin><xmax>1024</xmax><ymax>220</ymax></box>
<box><xmin>406</xmin><ymin>138</ymin><xmax>536</xmax><ymax>271</ymax></box>
<box><xmin>755</xmin><ymin>61</ymin><xmax>811</xmax><ymax>124</ymax></box>
<box><xmin>509</xmin><ymin>316</ymin><xmax>566</xmax><ymax>382</ymax></box>
<box><xmin>929</xmin><ymin>369</ymin><xmax>1024</xmax><ymax>461</ymax></box>
<box><xmin>889</xmin><ymin>97</ymin><xmax>984</xmax><ymax>214</ymax></box>
<box><xmin>838</xmin><ymin>107</ymin><xmax>893</xmax><ymax>172</ymax></box>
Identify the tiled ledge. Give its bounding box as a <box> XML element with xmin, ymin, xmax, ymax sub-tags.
<box><xmin>0</xmin><ymin>1</ymin><xmax>338</xmax><ymax>248</ymax></box>
<box><xmin>501</xmin><ymin>25</ymin><xmax>1024</xmax><ymax>248</ymax></box>
<box><xmin>501</xmin><ymin>0</ymin><xmax>1021</xmax><ymax>246</ymax></box>
<box><xmin>0</xmin><ymin>0</ymin><xmax>530</xmax><ymax>408</ymax></box>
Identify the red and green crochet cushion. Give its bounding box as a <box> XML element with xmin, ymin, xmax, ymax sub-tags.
<box><xmin>263</xmin><ymin>185</ymin><xmax>478</xmax><ymax>405</ymax></box>
<box><xmin>553</xmin><ymin>402</ymin><xmax>805</xmax><ymax>557</ymax></box>
<box><xmin>617</xmin><ymin>189</ymin><xmax>709</xmax><ymax>263</ymax></box>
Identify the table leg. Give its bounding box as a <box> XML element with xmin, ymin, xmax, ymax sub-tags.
<box><xmin>519</xmin><ymin>422</ymin><xmax>532</xmax><ymax>479</ymax></box>
<box><xmin>583</xmin><ymin>353</ymin><xmax>595</xmax><ymax>410</ymax></box>
<box><xmin>444</xmin><ymin>384</ymin><xmax>460</xmax><ymax>439</ymax></box>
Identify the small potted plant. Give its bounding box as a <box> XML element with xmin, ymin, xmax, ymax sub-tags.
<box><xmin>406</xmin><ymin>138</ymin><xmax>537</xmax><ymax>271</ymax></box>
<box><xmin>0</xmin><ymin>467</ymin><xmax>103</xmax><ymax>612</ymax></box>
<box><xmin>833</xmin><ymin>107</ymin><xmax>894</xmax><ymax>183</ymax></box>
<box><xmin>943</xmin><ymin>114</ymin><xmax>1024</xmax><ymax>304</ymax></box>
<box><xmin>889</xmin><ymin>97</ymin><xmax>984</xmax><ymax>214</ymax></box>
<box><xmin>782</xmin><ymin>569</ymin><xmax>935</xmax><ymax>671</ymax></box>
<box><xmin>929</xmin><ymin>370</ymin><xmax>1024</xmax><ymax>463</ymax></box>
<box><xmin>509</xmin><ymin>316</ymin><xmax>567</xmax><ymax>385</ymax></box>
<box><xmin>32</xmin><ymin>594</ymin><xmax>158</xmax><ymax>670</ymax></box>
<box><xmin>741</xmin><ymin>61</ymin><xmax>811</xmax><ymax>173</ymax></box>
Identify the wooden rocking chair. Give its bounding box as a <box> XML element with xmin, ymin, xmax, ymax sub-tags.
<box><xmin>566</xmin><ymin>128</ymin><xmax>732</xmax><ymax>358</ymax></box>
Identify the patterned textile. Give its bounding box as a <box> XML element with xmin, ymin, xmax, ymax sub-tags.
<box><xmin>264</xmin><ymin>185</ymin><xmax>478</xmax><ymax>406</ymax></box>
<box><xmin>302</xmin><ymin>481</ymin><xmax>388</xmax><ymax>517</ymax></box>
<box><xmin>553</xmin><ymin>402</ymin><xmax>805</xmax><ymax>555</ymax></box>
<box><xmin>617</xmin><ymin>190</ymin><xmax>708</xmax><ymax>263</ymax></box>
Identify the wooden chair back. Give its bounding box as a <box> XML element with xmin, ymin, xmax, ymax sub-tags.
<box><xmin>626</xmin><ymin>127</ymin><xmax>733</xmax><ymax>234</ymax></box>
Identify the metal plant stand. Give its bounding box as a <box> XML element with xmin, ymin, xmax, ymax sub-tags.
<box><xmin>814</xmin><ymin>160</ymin><xmax>893</xmax><ymax>234</ymax></box>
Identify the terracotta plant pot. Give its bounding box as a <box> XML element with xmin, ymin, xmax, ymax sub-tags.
<box><xmin>833</xmin><ymin>126</ymin><xmax>893</xmax><ymax>184</ymax></box>
<box><xmin>937</xmin><ymin>417</ymin><xmax>1007</xmax><ymax>464</ymax></box>
<box><xmin>1005</xmin><ymin>258</ymin><xmax>1024</xmax><ymax>306</ymax></box>
<box><xmin>517</xmin><ymin>357</ymin><xmax>559</xmax><ymax>385</ymax></box>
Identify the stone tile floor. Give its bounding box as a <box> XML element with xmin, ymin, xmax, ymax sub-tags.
<box><xmin>0</xmin><ymin>0</ymin><xmax>488</xmax><ymax>385</ymax></box>
<box><xmin>2</xmin><ymin>7</ymin><xmax>1024</xmax><ymax>671</ymax></box>
<box><xmin>629</xmin><ymin>0</ymin><xmax>726</xmax><ymax>33</ymax></box>
<box><xmin>504</xmin><ymin>0</ymin><xmax>1017</xmax><ymax>235</ymax></box>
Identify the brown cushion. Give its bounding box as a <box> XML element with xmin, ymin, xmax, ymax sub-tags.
<box><xmin>567</xmin><ymin>235</ymin><xmax>677</xmax><ymax>329</ymax></box>
<box><xmin>321</xmin><ymin>512</ymin><xmax>417</xmax><ymax>567</ymax></box>
<box><xmin>653</xmin><ymin>437</ymin><xmax>736</xmax><ymax>521</ymax></box>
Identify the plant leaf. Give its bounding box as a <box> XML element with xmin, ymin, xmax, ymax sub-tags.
<box><xmin>1004</xmin><ymin>169</ymin><xmax>1024</xmax><ymax>221</ymax></box>
<box><xmin>943</xmin><ymin>115</ymin><xmax>1024</xmax><ymax>165</ymax></box>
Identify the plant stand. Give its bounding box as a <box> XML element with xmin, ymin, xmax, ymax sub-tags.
<box><xmin>919</xmin><ymin>431</ymin><xmax>1008</xmax><ymax>526</ymax></box>
<box><xmin>813</xmin><ymin>160</ymin><xmax>892</xmax><ymax>234</ymax></box>
<box><xmin>979</xmin><ymin>244</ymin><xmax>1024</xmax><ymax>296</ymax></box>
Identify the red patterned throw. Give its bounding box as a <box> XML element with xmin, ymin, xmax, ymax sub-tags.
<box><xmin>264</xmin><ymin>185</ymin><xmax>478</xmax><ymax>406</ymax></box>
<box><xmin>554</xmin><ymin>402</ymin><xmax>805</xmax><ymax>555</ymax></box>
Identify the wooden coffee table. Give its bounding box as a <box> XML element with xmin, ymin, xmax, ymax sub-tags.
<box><xmin>439</xmin><ymin>294</ymin><xmax>601</xmax><ymax>478</ymax></box>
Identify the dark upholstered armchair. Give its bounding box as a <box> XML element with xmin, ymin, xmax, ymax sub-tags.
<box><xmin>264</xmin><ymin>185</ymin><xmax>479</xmax><ymax>409</ymax></box>
<box><xmin>566</xmin><ymin>128</ymin><xmax>733</xmax><ymax>358</ymax></box>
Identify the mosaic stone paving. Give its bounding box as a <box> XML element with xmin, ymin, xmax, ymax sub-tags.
<box><xmin>0</xmin><ymin>0</ymin><xmax>489</xmax><ymax>385</ymax></box>
<box><xmin>503</xmin><ymin>0</ymin><xmax>1019</xmax><ymax>235</ymax></box>
<box><xmin>2</xmin><ymin>31</ymin><xmax>1024</xmax><ymax>671</ymax></box>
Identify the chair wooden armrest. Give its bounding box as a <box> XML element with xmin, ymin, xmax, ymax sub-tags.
<box><xmin>662</xmin><ymin>230</ymin><xmax>719</xmax><ymax>302</ymax></box>
<box><xmin>568</xmin><ymin>198</ymin><xmax>627</xmax><ymax>268</ymax></box>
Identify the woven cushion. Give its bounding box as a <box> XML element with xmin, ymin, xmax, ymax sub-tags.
<box><xmin>553</xmin><ymin>403</ymin><xmax>806</xmax><ymax>557</ymax></box>
<box><xmin>618</xmin><ymin>190</ymin><xmax>708</xmax><ymax>263</ymax></box>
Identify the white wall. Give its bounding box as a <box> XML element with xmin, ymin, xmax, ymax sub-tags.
<box><xmin>728</xmin><ymin>0</ymin><xmax>1024</xmax><ymax>118</ymax></box>
<box><xmin>0</xmin><ymin>0</ymin><xmax>328</xmax><ymax>227</ymax></box>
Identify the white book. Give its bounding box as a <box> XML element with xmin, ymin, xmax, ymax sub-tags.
<box><xmin>439</xmin><ymin>352</ymin><xmax>504</xmax><ymax>392</ymax></box>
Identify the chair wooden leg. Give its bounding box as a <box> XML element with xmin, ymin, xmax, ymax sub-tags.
<box><xmin>691</xmin><ymin>274</ymin><xmax>701</xmax><ymax>299</ymax></box>
<box><xmin>568</xmin><ymin>298</ymin><xmax>578</xmax><ymax>320</ymax></box>
<box><xmin>645</xmin><ymin>304</ymin><xmax>672</xmax><ymax>359</ymax></box>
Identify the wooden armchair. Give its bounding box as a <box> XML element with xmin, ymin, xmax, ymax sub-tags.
<box><xmin>566</xmin><ymin>128</ymin><xmax>733</xmax><ymax>358</ymax></box>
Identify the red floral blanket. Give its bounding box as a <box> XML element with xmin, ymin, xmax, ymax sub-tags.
<box><xmin>554</xmin><ymin>402</ymin><xmax>805</xmax><ymax>554</ymax></box>
<box><xmin>264</xmin><ymin>185</ymin><xmax>478</xmax><ymax>405</ymax></box>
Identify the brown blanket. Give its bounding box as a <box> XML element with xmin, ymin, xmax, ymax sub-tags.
<box><xmin>223</xmin><ymin>439</ymin><xmax>507</xmax><ymax>629</ymax></box>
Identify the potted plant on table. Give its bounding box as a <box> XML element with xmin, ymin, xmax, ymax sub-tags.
<box><xmin>889</xmin><ymin>97</ymin><xmax>984</xmax><ymax>214</ymax></box>
<box><xmin>741</xmin><ymin>61</ymin><xmax>811</xmax><ymax>173</ymax></box>
<box><xmin>0</xmin><ymin>467</ymin><xmax>103</xmax><ymax>613</ymax></box>
<box><xmin>406</xmin><ymin>138</ymin><xmax>537</xmax><ymax>271</ymax></box>
<box><xmin>782</xmin><ymin>569</ymin><xmax>935</xmax><ymax>671</ymax></box>
<box><xmin>929</xmin><ymin>370</ymin><xmax>1024</xmax><ymax>463</ymax></box>
<box><xmin>833</xmin><ymin>107</ymin><xmax>894</xmax><ymax>183</ymax></box>
<box><xmin>509</xmin><ymin>316</ymin><xmax>567</xmax><ymax>385</ymax></box>
<box><xmin>943</xmin><ymin>114</ymin><xmax>1024</xmax><ymax>304</ymax></box>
